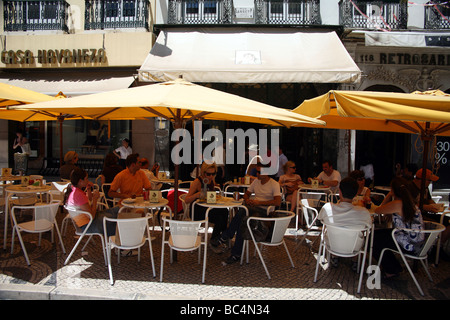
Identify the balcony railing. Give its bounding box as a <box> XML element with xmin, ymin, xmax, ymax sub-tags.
<box><xmin>339</xmin><ymin>0</ymin><xmax>407</xmax><ymax>30</ymax></box>
<box><xmin>167</xmin><ymin>0</ymin><xmax>321</xmax><ymax>25</ymax></box>
<box><xmin>4</xmin><ymin>0</ymin><xmax>69</xmax><ymax>32</ymax></box>
<box><xmin>425</xmin><ymin>2</ymin><xmax>450</xmax><ymax>29</ymax></box>
<box><xmin>85</xmin><ymin>0</ymin><xmax>149</xmax><ymax>30</ymax></box>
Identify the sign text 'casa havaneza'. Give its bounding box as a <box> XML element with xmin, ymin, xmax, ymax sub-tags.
<box><xmin>1</xmin><ymin>48</ymin><xmax>107</xmax><ymax>65</ymax></box>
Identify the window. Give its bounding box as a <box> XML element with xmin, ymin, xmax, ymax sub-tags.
<box><xmin>184</xmin><ymin>0</ymin><xmax>219</xmax><ymax>23</ymax></box>
<box><xmin>85</xmin><ymin>0</ymin><xmax>148</xmax><ymax>30</ymax></box>
<box><xmin>4</xmin><ymin>1</ymin><xmax>67</xmax><ymax>32</ymax></box>
<box><xmin>268</xmin><ymin>0</ymin><xmax>308</xmax><ymax>23</ymax></box>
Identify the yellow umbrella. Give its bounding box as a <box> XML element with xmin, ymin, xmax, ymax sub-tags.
<box><xmin>293</xmin><ymin>89</ymin><xmax>450</xmax><ymax>209</ymax></box>
<box><xmin>0</xmin><ymin>83</ymin><xmax>89</xmax><ymax>164</ymax></box>
<box><xmin>12</xmin><ymin>78</ymin><xmax>324</xmax><ymax>213</ymax></box>
<box><xmin>0</xmin><ymin>83</ymin><xmax>64</xmax><ymax>121</ymax></box>
<box><xmin>293</xmin><ymin>90</ymin><xmax>450</xmax><ymax>135</ymax></box>
<box><xmin>10</xmin><ymin>78</ymin><xmax>325</xmax><ymax>127</ymax></box>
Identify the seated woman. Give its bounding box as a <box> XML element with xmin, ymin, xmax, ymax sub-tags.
<box><xmin>278</xmin><ymin>161</ymin><xmax>303</xmax><ymax>211</ymax></box>
<box><xmin>372</xmin><ymin>177</ymin><xmax>425</xmax><ymax>278</ymax></box>
<box><xmin>185</xmin><ymin>162</ymin><xmax>228</xmax><ymax>253</ymax></box>
<box><xmin>64</xmin><ymin>167</ymin><xmax>119</xmax><ymax>238</ymax></box>
<box><xmin>349</xmin><ymin>170</ymin><xmax>371</xmax><ymax>206</ymax></box>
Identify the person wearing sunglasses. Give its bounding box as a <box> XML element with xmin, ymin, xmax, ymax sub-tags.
<box><xmin>186</xmin><ymin>162</ymin><xmax>228</xmax><ymax>251</ymax></box>
<box><xmin>279</xmin><ymin>161</ymin><xmax>303</xmax><ymax>211</ymax></box>
<box><xmin>349</xmin><ymin>170</ymin><xmax>371</xmax><ymax>207</ymax></box>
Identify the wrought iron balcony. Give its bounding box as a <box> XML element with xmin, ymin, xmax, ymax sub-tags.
<box><xmin>339</xmin><ymin>0</ymin><xmax>407</xmax><ymax>30</ymax></box>
<box><xmin>85</xmin><ymin>0</ymin><xmax>149</xmax><ymax>30</ymax></box>
<box><xmin>425</xmin><ymin>2</ymin><xmax>450</xmax><ymax>29</ymax></box>
<box><xmin>4</xmin><ymin>0</ymin><xmax>69</xmax><ymax>32</ymax></box>
<box><xmin>167</xmin><ymin>0</ymin><xmax>321</xmax><ymax>25</ymax></box>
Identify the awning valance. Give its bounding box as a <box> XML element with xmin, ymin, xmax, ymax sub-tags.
<box><xmin>0</xmin><ymin>71</ymin><xmax>136</xmax><ymax>97</ymax></box>
<box><xmin>138</xmin><ymin>28</ymin><xmax>361</xmax><ymax>84</ymax></box>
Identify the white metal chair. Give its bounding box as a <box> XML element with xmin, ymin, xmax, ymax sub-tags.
<box><xmin>242</xmin><ymin>211</ymin><xmax>295</xmax><ymax>280</ymax></box>
<box><xmin>294</xmin><ymin>198</ymin><xmax>323</xmax><ymax>251</ymax></box>
<box><xmin>10</xmin><ymin>201</ymin><xmax>66</xmax><ymax>265</ymax></box>
<box><xmin>295</xmin><ymin>191</ymin><xmax>326</xmax><ymax>229</ymax></box>
<box><xmin>179</xmin><ymin>193</ymin><xmax>190</xmax><ymax>220</ymax></box>
<box><xmin>63</xmin><ymin>206</ymin><xmax>107</xmax><ymax>266</ymax></box>
<box><xmin>314</xmin><ymin>222</ymin><xmax>371</xmax><ymax>294</ymax></box>
<box><xmin>160</xmin><ymin>217</ymin><xmax>208</xmax><ymax>283</ymax></box>
<box><xmin>370</xmin><ymin>192</ymin><xmax>386</xmax><ymax>223</ymax></box>
<box><xmin>377</xmin><ymin>221</ymin><xmax>445</xmax><ymax>296</ymax></box>
<box><xmin>103</xmin><ymin>215</ymin><xmax>156</xmax><ymax>285</ymax></box>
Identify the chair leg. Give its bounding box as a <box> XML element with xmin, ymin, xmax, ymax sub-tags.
<box><xmin>420</xmin><ymin>259</ymin><xmax>433</xmax><ymax>282</ymax></box>
<box><xmin>283</xmin><ymin>241</ymin><xmax>295</xmax><ymax>268</ymax></box>
<box><xmin>253</xmin><ymin>241</ymin><xmax>271</xmax><ymax>280</ymax></box>
<box><xmin>54</xmin><ymin>224</ymin><xmax>66</xmax><ymax>254</ymax></box>
<box><xmin>314</xmin><ymin>240</ymin><xmax>325</xmax><ymax>282</ymax></box>
<box><xmin>106</xmin><ymin>242</ymin><xmax>114</xmax><ymax>285</ymax></box>
<box><xmin>160</xmin><ymin>242</ymin><xmax>165</xmax><ymax>282</ymax></box>
<box><xmin>148</xmin><ymin>240</ymin><xmax>156</xmax><ymax>278</ymax></box>
<box><xmin>15</xmin><ymin>228</ymin><xmax>31</xmax><ymax>266</ymax></box>
<box><xmin>397</xmin><ymin>251</ymin><xmax>425</xmax><ymax>296</ymax></box>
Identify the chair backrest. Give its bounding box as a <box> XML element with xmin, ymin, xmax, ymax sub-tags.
<box><xmin>179</xmin><ymin>193</ymin><xmax>189</xmax><ymax>217</ymax></box>
<box><xmin>395</xmin><ymin>221</ymin><xmax>445</xmax><ymax>258</ymax></box>
<box><xmin>104</xmin><ymin>216</ymin><xmax>149</xmax><ymax>247</ymax></box>
<box><xmin>370</xmin><ymin>192</ymin><xmax>386</xmax><ymax>205</ymax></box>
<box><xmin>12</xmin><ymin>201</ymin><xmax>60</xmax><ymax>230</ymax></box>
<box><xmin>324</xmin><ymin>223</ymin><xmax>369</xmax><ymax>255</ymax></box>
<box><xmin>51</xmin><ymin>181</ymin><xmax>70</xmax><ymax>193</ymax></box>
<box><xmin>64</xmin><ymin>206</ymin><xmax>94</xmax><ymax>233</ymax></box>
<box><xmin>165</xmin><ymin>218</ymin><xmax>204</xmax><ymax>249</ymax></box>
<box><xmin>248</xmin><ymin>211</ymin><xmax>294</xmax><ymax>244</ymax></box>
<box><xmin>269</xmin><ymin>212</ymin><xmax>295</xmax><ymax>244</ymax></box>
<box><xmin>300</xmin><ymin>198</ymin><xmax>319</xmax><ymax>227</ymax></box>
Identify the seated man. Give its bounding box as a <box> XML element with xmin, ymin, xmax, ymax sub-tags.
<box><xmin>318</xmin><ymin>177</ymin><xmax>372</xmax><ymax>267</ymax></box>
<box><xmin>139</xmin><ymin>158</ymin><xmax>163</xmax><ymax>190</ymax></box>
<box><xmin>411</xmin><ymin>168</ymin><xmax>440</xmax><ymax>215</ymax></box>
<box><xmin>308</xmin><ymin>160</ymin><xmax>341</xmax><ymax>194</ymax></box>
<box><xmin>212</xmin><ymin>162</ymin><xmax>282</xmax><ymax>264</ymax></box>
<box><xmin>108</xmin><ymin>153</ymin><xmax>151</xmax><ymax>205</ymax></box>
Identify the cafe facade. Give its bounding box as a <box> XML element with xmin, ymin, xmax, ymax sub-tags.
<box><xmin>0</xmin><ymin>0</ymin><xmax>449</xmax><ymax>188</ymax></box>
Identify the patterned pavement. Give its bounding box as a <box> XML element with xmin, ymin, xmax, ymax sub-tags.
<box><xmin>0</xmin><ymin>206</ymin><xmax>449</xmax><ymax>303</ymax></box>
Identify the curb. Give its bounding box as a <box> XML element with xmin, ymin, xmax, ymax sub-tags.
<box><xmin>0</xmin><ymin>283</ymin><xmax>200</xmax><ymax>300</ymax></box>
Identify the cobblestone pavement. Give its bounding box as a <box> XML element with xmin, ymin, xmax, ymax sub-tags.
<box><xmin>0</xmin><ymin>207</ymin><xmax>449</xmax><ymax>302</ymax></box>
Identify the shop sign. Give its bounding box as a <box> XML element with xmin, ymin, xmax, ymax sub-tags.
<box><xmin>1</xmin><ymin>48</ymin><xmax>107</xmax><ymax>66</ymax></box>
<box><xmin>234</xmin><ymin>7</ymin><xmax>253</xmax><ymax>18</ymax></box>
<box><xmin>358</xmin><ymin>52</ymin><xmax>450</xmax><ymax>66</ymax></box>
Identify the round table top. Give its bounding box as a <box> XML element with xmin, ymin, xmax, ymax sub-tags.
<box><xmin>0</xmin><ymin>176</ymin><xmax>24</xmax><ymax>182</ymax></box>
<box><xmin>195</xmin><ymin>197</ymin><xmax>243</xmax><ymax>208</ymax></box>
<box><xmin>121</xmin><ymin>197</ymin><xmax>169</xmax><ymax>209</ymax></box>
<box><xmin>6</xmin><ymin>185</ymin><xmax>51</xmax><ymax>193</ymax></box>
<box><xmin>299</xmin><ymin>184</ymin><xmax>331</xmax><ymax>191</ymax></box>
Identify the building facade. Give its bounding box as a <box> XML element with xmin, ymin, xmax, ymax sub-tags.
<box><xmin>1</xmin><ymin>0</ymin><xmax>449</xmax><ymax>187</ymax></box>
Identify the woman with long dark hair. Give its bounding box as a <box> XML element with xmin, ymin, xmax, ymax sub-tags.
<box><xmin>372</xmin><ymin>177</ymin><xmax>425</xmax><ymax>278</ymax></box>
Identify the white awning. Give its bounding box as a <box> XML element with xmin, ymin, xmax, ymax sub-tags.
<box><xmin>0</xmin><ymin>71</ymin><xmax>136</xmax><ymax>97</ymax></box>
<box><xmin>138</xmin><ymin>28</ymin><xmax>361</xmax><ymax>84</ymax></box>
<box><xmin>364</xmin><ymin>31</ymin><xmax>450</xmax><ymax>47</ymax></box>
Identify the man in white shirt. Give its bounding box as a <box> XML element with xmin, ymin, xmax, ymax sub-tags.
<box><xmin>318</xmin><ymin>177</ymin><xmax>372</xmax><ymax>267</ymax></box>
<box><xmin>212</xmin><ymin>163</ymin><xmax>281</xmax><ymax>263</ymax></box>
<box><xmin>309</xmin><ymin>160</ymin><xmax>341</xmax><ymax>193</ymax></box>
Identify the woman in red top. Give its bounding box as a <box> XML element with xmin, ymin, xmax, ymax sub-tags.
<box><xmin>65</xmin><ymin>167</ymin><xmax>119</xmax><ymax>237</ymax></box>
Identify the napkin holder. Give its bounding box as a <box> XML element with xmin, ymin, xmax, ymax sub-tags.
<box><xmin>207</xmin><ymin>191</ymin><xmax>216</xmax><ymax>204</ymax></box>
<box><xmin>21</xmin><ymin>176</ymin><xmax>29</xmax><ymax>186</ymax></box>
<box><xmin>1</xmin><ymin>168</ymin><xmax>12</xmax><ymax>176</ymax></box>
<box><xmin>150</xmin><ymin>190</ymin><xmax>161</xmax><ymax>203</ymax></box>
<box><xmin>311</xmin><ymin>179</ymin><xmax>319</xmax><ymax>188</ymax></box>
